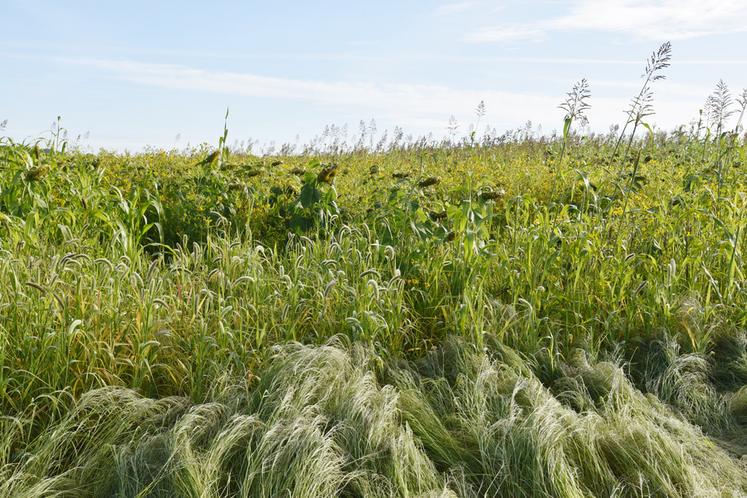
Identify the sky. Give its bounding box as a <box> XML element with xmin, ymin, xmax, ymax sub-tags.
<box><xmin>1</xmin><ymin>0</ymin><xmax>746</xmax><ymax>151</ymax></box>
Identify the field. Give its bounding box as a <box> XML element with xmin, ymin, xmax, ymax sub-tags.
<box><xmin>2</xmin><ymin>62</ymin><xmax>747</xmax><ymax>495</ymax></box>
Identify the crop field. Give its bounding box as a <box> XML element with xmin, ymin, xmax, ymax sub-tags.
<box><xmin>1</xmin><ymin>48</ymin><xmax>747</xmax><ymax>496</ymax></box>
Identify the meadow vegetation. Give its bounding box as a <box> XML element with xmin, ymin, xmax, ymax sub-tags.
<box><xmin>1</xmin><ymin>44</ymin><xmax>747</xmax><ymax>496</ymax></box>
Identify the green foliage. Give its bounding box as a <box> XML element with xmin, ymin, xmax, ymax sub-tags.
<box><xmin>1</xmin><ymin>76</ymin><xmax>747</xmax><ymax>496</ymax></box>
<box><xmin>287</xmin><ymin>163</ymin><xmax>340</xmax><ymax>233</ymax></box>
<box><xmin>2</xmin><ymin>339</ymin><xmax>746</xmax><ymax>497</ymax></box>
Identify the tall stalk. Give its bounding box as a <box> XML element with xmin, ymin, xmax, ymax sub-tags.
<box><xmin>554</xmin><ymin>78</ymin><xmax>591</xmax><ymax>199</ymax></box>
<box><xmin>705</xmin><ymin>81</ymin><xmax>738</xmax><ymax>204</ymax></box>
<box><xmin>613</xmin><ymin>42</ymin><xmax>672</xmax><ymax>171</ymax></box>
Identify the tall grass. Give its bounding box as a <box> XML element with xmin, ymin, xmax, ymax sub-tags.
<box><xmin>2</xmin><ymin>338</ymin><xmax>746</xmax><ymax>497</ymax></box>
<box><xmin>1</xmin><ymin>46</ymin><xmax>746</xmax><ymax>496</ymax></box>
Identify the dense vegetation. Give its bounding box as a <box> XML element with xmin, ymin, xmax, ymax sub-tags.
<box><xmin>1</xmin><ymin>47</ymin><xmax>747</xmax><ymax>496</ymax></box>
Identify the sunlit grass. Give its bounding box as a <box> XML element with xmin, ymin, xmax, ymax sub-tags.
<box><xmin>1</xmin><ymin>46</ymin><xmax>746</xmax><ymax>496</ymax></box>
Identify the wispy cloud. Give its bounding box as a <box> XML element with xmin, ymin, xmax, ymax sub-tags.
<box><xmin>1</xmin><ymin>51</ymin><xmax>716</xmax><ymax>147</ymax></box>
<box><xmin>60</xmin><ymin>57</ymin><xmax>562</xmax><ymax>129</ymax></box>
<box><xmin>434</xmin><ymin>1</ymin><xmax>480</xmax><ymax>16</ymax></box>
<box><xmin>4</xmin><ymin>45</ymin><xmax>747</xmax><ymax>67</ymax></box>
<box><xmin>467</xmin><ymin>0</ymin><xmax>747</xmax><ymax>43</ymax></box>
<box><xmin>466</xmin><ymin>25</ymin><xmax>545</xmax><ymax>43</ymax></box>
<box><xmin>55</xmin><ymin>56</ymin><xmax>707</xmax><ymax>133</ymax></box>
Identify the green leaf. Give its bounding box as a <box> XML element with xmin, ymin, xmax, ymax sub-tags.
<box><xmin>563</xmin><ymin>116</ymin><xmax>573</xmax><ymax>142</ymax></box>
<box><xmin>298</xmin><ymin>182</ymin><xmax>321</xmax><ymax>209</ymax></box>
<box><xmin>641</xmin><ymin>122</ymin><xmax>655</xmax><ymax>151</ymax></box>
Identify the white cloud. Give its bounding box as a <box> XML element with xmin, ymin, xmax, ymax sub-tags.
<box><xmin>4</xmin><ymin>45</ymin><xmax>746</xmax><ymax>67</ymax></box>
<box><xmin>592</xmin><ymin>79</ymin><xmax>713</xmax><ymax>99</ymax></box>
<box><xmin>467</xmin><ymin>0</ymin><xmax>747</xmax><ymax>43</ymax></box>
<box><xmin>57</xmin><ymin>57</ymin><xmax>709</xmax><ymax>136</ymax></box>
<box><xmin>61</xmin><ymin>57</ymin><xmax>565</xmax><ymax>130</ymax></box>
<box><xmin>434</xmin><ymin>1</ymin><xmax>480</xmax><ymax>16</ymax></box>
<box><xmin>466</xmin><ymin>25</ymin><xmax>545</xmax><ymax>43</ymax></box>
<box><xmin>553</xmin><ymin>0</ymin><xmax>747</xmax><ymax>40</ymax></box>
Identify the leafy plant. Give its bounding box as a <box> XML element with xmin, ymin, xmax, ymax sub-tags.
<box><xmin>555</xmin><ymin>78</ymin><xmax>591</xmax><ymax>197</ymax></box>
<box><xmin>287</xmin><ymin>161</ymin><xmax>340</xmax><ymax>233</ymax></box>
<box><xmin>2</xmin><ymin>49</ymin><xmax>747</xmax><ymax>497</ymax></box>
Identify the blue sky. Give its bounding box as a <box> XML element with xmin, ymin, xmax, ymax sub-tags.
<box><xmin>1</xmin><ymin>0</ymin><xmax>746</xmax><ymax>151</ymax></box>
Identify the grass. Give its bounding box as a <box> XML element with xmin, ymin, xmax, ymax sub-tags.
<box><xmin>2</xmin><ymin>338</ymin><xmax>746</xmax><ymax>496</ymax></box>
<box><xmin>1</xmin><ymin>47</ymin><xmax>747</xmax><ymax>496</ymax></box>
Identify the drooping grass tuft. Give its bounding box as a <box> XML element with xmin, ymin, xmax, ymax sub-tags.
<box><xmin>3</xmin><ymin>338</ymin><xmax>745</xmax><ymax>497</ymax></box>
